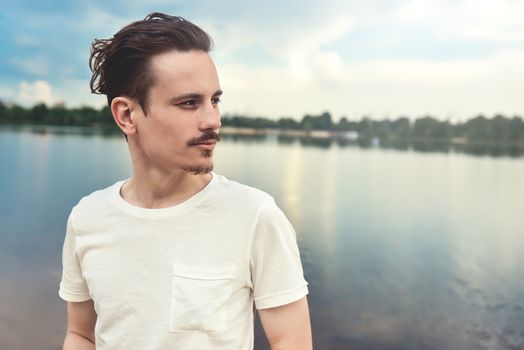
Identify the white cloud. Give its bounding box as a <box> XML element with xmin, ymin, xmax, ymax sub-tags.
<box><xmin>75</xmin><ymin>5</ymin><xmax>131</xmax><ymax>36</ymax></box>
<box><xmin>347</xmin><ymin>50</ymin><xmax>524</xmax><ymax>119</ymax></box>
<box><xmin>17</xmin><ymin>80</ymin><xmax>59</xmax><ymax>106</ymax></box>
<box><xmin>53</xmin><ymin>78</ymin><xmax>107</xmax><ymax>108</ymax></box>
<box><xmin>4</xmin><ymin>78</ymin><xmax>106</xmax><ymax>108</ymax></box>
<box><xmin>220</xmin><ymin>49</ymin><xmax>524</xmax><ymax>120</ymax></box>
<box><xmin>0</xmin><ymin>85</ymin><xmax>16</xmax><ymax>100</ymax></box>
<box><xmin>8</xmin><ymin>0</ymin><xmax>521</xmax><ymax>119</ymax></box>
<box><xmin>14</xmin><ymin>34</ymin><xmax>41</xmax><ymax>47</ymax></box>
<box><xmin>211</xmin><ymin>13</ymin><xmax>353</xmax><ymax>60</ymax></box>
<box><xmin>10</xmin><ymin>55</ymin><xmax>49</xmax><ymax>77</ymax></box>
<box><xmin>212</xmin><ymin>13</ymin><xmax>354</xmax><ymax>98</ymax></box>
<box><xmin>211</xmin><ymin>0</ymin><xmax>524</xmax><ymax>120</ymax></box>
<box><xmin>307</xmin><ymin>51</ymin><xmax>346</xmax><ymax>83</ymax></box>
<box><xmin>276</xmin><ymin>15</ymin><xmax>353</xmax><ymax>56</ymax></box>
<box><xmin>393</xmin><ymin>0</ymin><xmax>524</xmax><ymax>43</ymax></box>
<box><xmin>448</xmin><ymin>1</ymin><xmax>524</xmax><ymax>42</ymax></box>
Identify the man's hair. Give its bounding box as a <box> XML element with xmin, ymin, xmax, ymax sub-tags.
<box><xmin>89</xmin><ymin>12</ymin><xmax>213</xmax><ymax>113</ymax></box>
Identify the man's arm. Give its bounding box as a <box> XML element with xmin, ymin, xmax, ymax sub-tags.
<box><xmin>63</xmin><ymin>300</ymin><xmax>97</xmax><ymax>350</ymax></box>
<box><xmin>258</xmin><ymin>296</ymin><xmax>313</xmax><ymax>350</ymax></box>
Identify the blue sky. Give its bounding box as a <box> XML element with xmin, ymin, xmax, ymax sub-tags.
<box><xmin>1</xmin><ymin>0</ymin><xmax>524</xmax><ymax>121</ymax></box>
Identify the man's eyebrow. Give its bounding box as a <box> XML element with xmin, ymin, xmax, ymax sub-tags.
<box><xmin>170</xmin><ymin>90</ymin><xmax>223</xmax><ymax>102</ymax></box>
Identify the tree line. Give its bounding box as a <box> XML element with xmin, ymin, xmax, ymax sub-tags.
<box><xmin>0</xmin><ymin>102</ymin><xmax>113</xmax><ymax>127</ymax></box>
<box><xmin>1</xmin><ymin>101</ymin><xmax>523</xmax><ymax>144</ymax></box>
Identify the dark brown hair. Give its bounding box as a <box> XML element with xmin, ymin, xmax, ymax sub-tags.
<box><xmin>89</xmin><ymin>12</ymin><xmax>213</xmax><ymax>113</ymax></box>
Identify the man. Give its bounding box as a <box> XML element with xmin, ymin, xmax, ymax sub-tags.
<box><xmin>59</xmin><ymin>12</ymin><xmax>312</xmax><ymax>350</ymax></box>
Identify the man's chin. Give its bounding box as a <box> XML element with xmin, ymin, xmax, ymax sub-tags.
<box><xmin>182</xmin><ymin>163</ymin><xmax>214</xmax><ymax>175</ymax></box>
<box><xmin>201</xmin><ymin>149</ymin><xmax>213</xmax><ymax>157</ymax></box>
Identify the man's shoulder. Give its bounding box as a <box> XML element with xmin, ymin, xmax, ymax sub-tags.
<box><xmin>76</xmin><ymin>180</ymin><xmax>121</xmax><ymax>206</ymax></box>
<box><xmin>213</xmin><ymin>174</ymin><xmax>273</xmax><ymax>204</ymax></box>
<box><xmin>69</xmin><ymin>180</ymin><xmax>123</xmax><ymax>226</ymax></box>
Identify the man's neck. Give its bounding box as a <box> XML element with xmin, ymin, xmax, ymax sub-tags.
<box><xmin>120</xmin><ymin>168</ymin><xmax>212</xmax><ymax>209</ymax></box>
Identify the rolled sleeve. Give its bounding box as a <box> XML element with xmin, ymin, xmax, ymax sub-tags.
<box><xmin>58</xmin><ymin>213</ymin><xmax>91</xmax><ymax>302</ymax></box>
<box><xmin>250</xmin><ymin>198</ymin><xmax>309</xmax><ymax>310</ymax></box>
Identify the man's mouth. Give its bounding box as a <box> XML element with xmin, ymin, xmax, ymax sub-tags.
<box><xmin>194</xmin><ymin>141</ymin><xmax>216</xmax><ymax>151</ymax></box>
<box><xmin>187</xmin><ymin>131</ymin><xmax>221</xmax><ymax>147</ymax></box>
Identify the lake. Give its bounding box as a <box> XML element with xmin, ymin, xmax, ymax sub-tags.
<box><xmin>0</xmin><ymin>126</ymin><xmax>523</xmax><ymax>350</ymax></box>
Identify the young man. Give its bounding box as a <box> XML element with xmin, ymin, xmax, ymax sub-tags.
<box><xmin>59</xmin><ymin>12</ymin><xmax>312</xmax><ymax>350</ymax></box>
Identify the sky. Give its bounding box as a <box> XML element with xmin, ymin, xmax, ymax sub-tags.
<box><xmin>1</xmin><ymin>0</ymin><xmax>524</xmax><ymax>121</ymax></box>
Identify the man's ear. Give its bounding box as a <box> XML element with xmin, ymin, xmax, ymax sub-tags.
<box><xmin>110</xmin><ymin>97</ymin><xmax>138</xmax><ymax>137</ymax></box>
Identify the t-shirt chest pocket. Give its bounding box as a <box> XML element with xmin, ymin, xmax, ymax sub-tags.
<box><xmin>169</xmin><ymin>263</ymin><xmax>237</xmax><ymax>333</ymax></box>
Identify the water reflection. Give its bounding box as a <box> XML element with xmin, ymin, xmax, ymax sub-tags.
<box><xmin>1</xmin><ymin>127</ymin><xmax>523</xmax><ymax>350</ymax></box>
<box><xmin>281</xmin><ymin>145</ymin><xmax>303</xmax><ymax>228</ymax></box>
<box><xmin>3</xmin><ymin>125</ymin><xmax>523</xmax><ymax>157</ymax></box>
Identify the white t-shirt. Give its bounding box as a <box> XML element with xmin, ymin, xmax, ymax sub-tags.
<box><xmin>59</xmin><ymin>173</ymin><xmax>308</xmax><ymax>350</ymax></box>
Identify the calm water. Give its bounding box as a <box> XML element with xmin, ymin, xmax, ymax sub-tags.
<box><xmin>1</xmin><ymin>126</ymin><xmax>523</xmax><ymax>350</ymax></box>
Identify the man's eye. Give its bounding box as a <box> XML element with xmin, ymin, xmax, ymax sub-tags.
<box><xmin>179</xmin><ymin>100</ymin><xmax>197</xmax><ymax>107</ymax></box>
<box><xmin>212</xmin><ymin>97</ymin><xmax>221</xmax><ymax>105</ymax></box>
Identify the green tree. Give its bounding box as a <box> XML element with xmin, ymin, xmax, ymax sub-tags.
<box><xmin>301</xmin><ymin>115</ymin><xmax>314</xmax><ymax>132</ymax></box>
<box><xmin>463</xmin><ymin>115</ymin><xmax>491</xmax><ymax>142</ymax></box>
<box><xmin>335</xmin><ymin>117</ymin><xmax>351</xmax><ymax>131</ymax></box>
<box><xmin>357</xmin><ymin>117</ymin><xmax>373</xmax><ymax>138</ymax></box>
<box><xmin>278</xmin><ymin>118</ymin><xmax>300</xmax><ymax>130</ymax></box>
<box><xmin>412</xmin><ymin>116</ymin><xmax>451</xmax><ymax>141</ymax></box>
<box><xmin>390</xmin><ymin>117</ymin><xmax>411</xmax><ymax>140</ymax></box>
<box><xmin>31</xmin><ymin>103</ymin><xmax>49</xmax><ymax>124</ymax></box>
<box><xmin>509</xmin><ymin>116</ymin><xmax>524</xmax><ymax>143</ymax></box>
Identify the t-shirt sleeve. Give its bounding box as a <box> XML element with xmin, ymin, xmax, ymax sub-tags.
<box><xmin>250</xmin><ymin>197</ymin><xmax>309</xmax><ymax>309</ymax></box>
<box><xmin>58</xmin><ymin>213</ymin><xmax>91</xmax><ymax>302</ymax></box>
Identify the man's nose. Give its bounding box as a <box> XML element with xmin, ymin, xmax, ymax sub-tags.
<box><xmin>199</xmin><ymin>101</ymin><xmax>221</xmax><ymax>131</ymax></box>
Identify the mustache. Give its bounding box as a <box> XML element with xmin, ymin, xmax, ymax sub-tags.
<box><xmin>187</xmin><ymin>131</ymin><xmax>221</xmax><ymax>146</ymax></box>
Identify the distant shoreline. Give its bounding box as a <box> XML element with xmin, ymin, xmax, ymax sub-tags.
<box><xmin>2</xmin><ymin>102</ymin><xmax>523</xmax><ymax>147</ymax></box>
<box><xmin>2</xmin><ymin>124</ymin><xmax>523</xmax><ymax>150</ymax></box>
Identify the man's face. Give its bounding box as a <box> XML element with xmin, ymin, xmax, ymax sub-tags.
<box><xmin>132</xmin><ymin>49</ymin><xmax>222</xmax><ymax>174</ymax></box>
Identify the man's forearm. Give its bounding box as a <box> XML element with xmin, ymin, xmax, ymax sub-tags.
<box><xmin>270</xmin><ymin>337</ymin><xmax>313</xmax><ymax>350</ymax></box>
<box><xmin>63</xmin><ymin>331</ymin><xmax>95</xmax><ymax>350</ymax></box>
<box><xmin>270</xmin><ymin>344</ymin><xmax>313</xmax><ymax>350</ymax></box>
